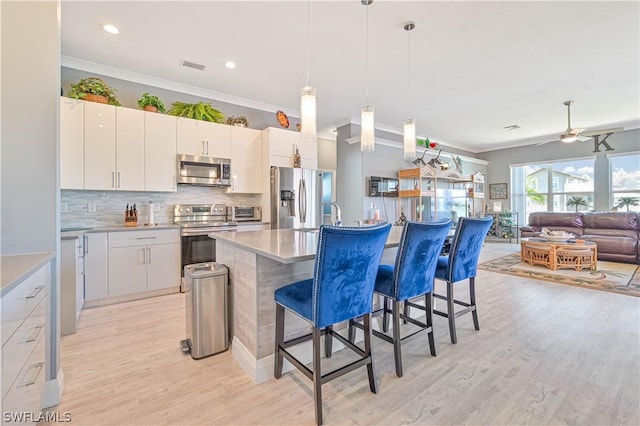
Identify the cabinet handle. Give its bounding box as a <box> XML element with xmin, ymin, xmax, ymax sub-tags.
<box><xmin>25</xmin><ymin>285</ymin><xmax>44</xmax><ymax>299</ymax></box>
<box><xmin>142</xmin><ymin>247</ymin><xmax>147</xmax><ymax>264</ymax></box>
<box><xmin>202</xmin><ymin>140</ymin><xmax>206</xmax><ymax>155</ymax></box>
<box><xmin>18</xmin><ymin>362</ymin><xmax>44</xmax><ymax>387</ymax></box>
<box><xmin>206</xmin><ymin>141</ymin><xmax>209</xmax><ymax>156</ymax></box>
<box><xmin>136</xmin><ymin>236</ymin><xmax>157</xmax><ymax>240</ymax></box>
<box><xmin>173</xmin><ymin>175</ymin><xmax>176</xmax><ymax>190</ymax></box>
<box><xmin>84</xmin><ymin>235</ymin><xmax>88</xmax><ymax>254</ymax></box>
<box><xmin>22</xmin><ymin>325</ymin><xmax>43</xmax><ymax>343</ymax></box>
<box><xmin>111</xmin><ymin>171</ymin><xmax>115</xmax><ymax>188</ymax></box>
<box><xmin>148</xmin><ymin>247</ymin><xmax>152</xmax><ymax>264</ymax></box>
<box><xmin>117</xmin><ymin>171</ymin><xmax>121</xmax><ymax>188</ymax></box>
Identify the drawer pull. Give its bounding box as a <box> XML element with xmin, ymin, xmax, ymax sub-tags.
<box><xmin>18</xmin><ymin>362</ymin><xmax>44</xmax><ymax>387</ymax></box>
<box><xmin>25</xmin><ymin>285</ymin><xmax>44</xmax><ymax>299</ymax></box>
<box><xmin>136</xmin><ymin>236</ymin><xmax>157</xmax><ymax>240</ymax></box>
<box><xmin>22</xmin><ymin>325</ymin><xmax>43</xmax><ymax>343</ymax></box>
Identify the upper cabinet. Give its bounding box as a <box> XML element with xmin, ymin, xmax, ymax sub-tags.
<box><xmin>60</xmin><ymin>97</ymin><xmax>177</xmax><ymax>192</ymax></box>
<box><xmin>60</xmin><ymin>98</ymin><xmax>85</xmax><ymax>189</ymax></box>
<box><xmin>145</xmin><ymin>112</ymin><xmax>177</xmax><ymax>192</ymax></box>
<box><xmin>263</xmin><ymin>127</ymin><xmax>318</xmax><ymax>170</ymax></box>
<box><xmin>177</xmin><ymin>118</ymin><xmax>231</xmax><ymax>158</ymax></box>
<box><xmin>229</xmin><ymin>127</ymin><xmax>262</xmax><ymax>193</ymax></box>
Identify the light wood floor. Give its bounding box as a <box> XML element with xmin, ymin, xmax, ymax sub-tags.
<box><xmin>47</xmin><ymin>242</ymin><xmax>640</xmax><ymax>425</ymax></box>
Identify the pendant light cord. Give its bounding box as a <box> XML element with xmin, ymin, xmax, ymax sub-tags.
<box><xmin>407</xmin><ymin>25</ymin><xmax>412</xmax><ymax>117</ymax></box>
<box><xmin>307</xmin><ymin>0</ymin><xmax>311</xmax><ymax>87</ymax></box>
<box><xmin>365</xmin><ymin>3</ymin><xmax>369</xmax><ymax>104</ymax></box>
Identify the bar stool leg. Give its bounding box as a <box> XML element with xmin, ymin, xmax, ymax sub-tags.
<box><xmin>325</xmin><ymin>325</ymin><xmax>333</xmax><ymax>358</ymax></box>
<box><xmin>363</xmin><ymin>313</ymin><xmax>378</xmax><ymax>393</ymax></box>
<box><xmin>447</xmin><ymin>280</ymin><xmax>457</xmax><ymax>344</ymax></box>
<box><xmin>469</xmin><ymin>277</ymin><xmax>479</xmax><ymax>331</ymax></box>
<box><xmin>382</xmin><ymin>297</ymin><xmax>390</xmax><ymax>332</ymax></box>
<box><xmin>313</xmin><ymin>327</ymin><xmax>323</xmax><ymax>425</ymax></box>
<box><xmin>425</xmin><ymin>292</ymin><xmax>436</xmax><ymax>356</ymax></box>
<box><xmin>274</xmin><ymin>304</ymin><xmax>285</xmax><ymax>378</ymax></box>
<box><xmin>392</xmin><ymin>300</ymin><xmax>403</xmax><ymax>377</ymax></box>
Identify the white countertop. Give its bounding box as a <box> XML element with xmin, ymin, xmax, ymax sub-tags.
<box><xmin>1</xmin><ymin>252</ymin><xmax>55</xmax><ymax>297</ymax></box>
<box><xmin>61</xmin><ymin>224</ymin><xmax>179</xmax><ymax>239</ymax></box>
<box><xmin>211</xmin><ymin>226</ymin><xmax>403</xmax><ymax>264</ymax></box>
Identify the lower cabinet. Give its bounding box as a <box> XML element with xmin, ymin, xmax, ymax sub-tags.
<box><xmin>84</xmin><ymin>233</ymin><xmax>109</xmax><ymax>301</ymax></box>
<box><xmin>60</xmin><ymin>237</ymin><xmax>85</xmax><ymax>336</ymax></box>
<box><xmin>85</xmin><ymin>229</ymin><xmax>180</xmax><ymax>303</ymax></box>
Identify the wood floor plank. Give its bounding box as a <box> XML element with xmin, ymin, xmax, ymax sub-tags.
<box><xmin>43</xmin><ymin>242</ymin><xmax>640</xmax><ymax>425</ymax></box>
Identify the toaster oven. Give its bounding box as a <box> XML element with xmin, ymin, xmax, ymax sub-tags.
<box><xmin>227</xmin><ymin>206</ymin><xmax>262</xmax><ymax>222</ymax></box>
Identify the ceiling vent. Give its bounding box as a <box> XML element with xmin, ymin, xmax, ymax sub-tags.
<box><xmin>180</xmin><ymin>60</ymin><xmax>206</xmax><ymax>71</ymax></box>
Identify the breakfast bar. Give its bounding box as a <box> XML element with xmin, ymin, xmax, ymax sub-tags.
<box><xmin>212</xmin><ymin>226</ymin><xmax>403</xmax><ymax>383</ymax></box>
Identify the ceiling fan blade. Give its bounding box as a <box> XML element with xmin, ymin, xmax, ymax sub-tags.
<box><xmin>577</xmin><ymin>135</ymin><xmax>592</xmax><ymax>142</ymax></box>
<box><xmin>580</xmin><ymin>127</ymin><xmax>624</xmax><ymax>137</ymax></box>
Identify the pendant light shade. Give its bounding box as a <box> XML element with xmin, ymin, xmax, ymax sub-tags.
<box><xmin>300</xmin><ymin>86</ymin><xmax>317</xmax><ymax>143</ymax></box>
<box><xmin>403</xmin><ymin>21</ymin><xmax>416</xmax><ymax>158</ymax></box>
<box><xmin>403</xmin><ymin>118</ymin><xmax>416</xmax><ymax>158</ymax></box>
<box><xmin>361</xmin><ymin>105</ymin><xmax>375</xmax><ymax>151</ymax></box>
<box><xmin>361</xmin><ymin>0</ymin><xmax>375</xmax><ymax>152</ymax></box>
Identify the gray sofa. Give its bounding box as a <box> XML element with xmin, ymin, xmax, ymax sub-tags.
<box><xmin>520</xmin><ymin>212</ymin><xmax>639</xmax><ymax>264</ymax></box>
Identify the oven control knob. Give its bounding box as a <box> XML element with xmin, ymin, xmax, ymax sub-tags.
<box><xmin>178</xmin><ymin>208</ymin><xmax>183</xmax><ymax>212</ymax></box>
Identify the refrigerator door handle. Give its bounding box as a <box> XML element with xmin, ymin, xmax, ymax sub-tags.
<box><xmin>302</xmin><ymin>179</ymin><xmax>307</xmax><ymax>223</ymax></box>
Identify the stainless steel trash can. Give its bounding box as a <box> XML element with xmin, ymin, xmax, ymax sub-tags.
<box><xmin>183</xmin><ymin>262</ymin><xmax>229</xmax><ymax>359</ymax></box>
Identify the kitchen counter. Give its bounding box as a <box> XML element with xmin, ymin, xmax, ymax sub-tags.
<box><xmin>1</xmin><ymin>252</ymin><xmax>55</xmax><ymax>296</ymax></box>
<box><xmin>211</xmin><ymin>226</ymin><xmax>403</xmax><ymax>264</ymax></box>
<box><xmin>61</xmin><ymin>224</ymin><xmax>179</xmax><ymax>238</ymax></box>
<box><xmin>212</xmin><ymin>225</ymin><xmax>402</xmax><ymax>384</ymax></box>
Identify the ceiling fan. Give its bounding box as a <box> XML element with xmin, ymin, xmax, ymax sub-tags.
<box><xmin>559</xmin><ymin>100</ymin><xmax>623</xmax><ymax>143</ymax></box>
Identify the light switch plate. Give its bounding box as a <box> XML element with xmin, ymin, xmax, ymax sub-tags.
<box><xmin>88</xmin><ymin>203</ymin><xmax>97</xmax><ymax>213</ymax></box>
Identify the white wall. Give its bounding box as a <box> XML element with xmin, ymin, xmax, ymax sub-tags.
<box><xmin>478</xmin><ymin>129</ymin><xmax>639</xmax><ymax>211</ymax></box>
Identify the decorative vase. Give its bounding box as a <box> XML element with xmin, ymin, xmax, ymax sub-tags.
<box><xmin>143</xmin><ymin>105</ymin><xmax>159</xmax><ymax>113</ymax></box>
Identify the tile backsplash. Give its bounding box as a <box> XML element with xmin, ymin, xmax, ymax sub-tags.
<box><xmin>61</xmin><ymin>186</ymin><xmax>263</xmax><ymax>228</ymax></box>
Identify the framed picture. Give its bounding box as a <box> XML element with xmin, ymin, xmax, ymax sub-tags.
<box><xmin>490</xmin><ymin>183</ymin><xmax>508</xmax><ymax>199</ymax></box>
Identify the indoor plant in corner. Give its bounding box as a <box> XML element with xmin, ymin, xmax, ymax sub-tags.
<box><xmin>137</xmin><ymin>93</ymin><xmax>166</xmax><ymax>113</ymax></box>
<box><xmin>167</xmin><ymin>101</ymin><xmax>225</xmax><ymax>123</ymax></box>
<box><xmin>68</xmin><ymin>77</ymin><xmax>121</xmax><ymax>106</ymax></box>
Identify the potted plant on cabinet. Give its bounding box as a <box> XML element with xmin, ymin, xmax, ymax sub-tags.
<box><xmin>68</xmin><ymin>77</ymin><xmax>120</xmax><ymax>106</ymax></box>
<box><xmin>226</xmin><ymin>115</ymin><xmax>248</xmax><ymax>127</ymax></box>
<box><xmin>167</xmin><ymin>101</ymin><xmax>225</xmax><ymax>123</ymax></box>
<box><xmin>137</xmin><ymin>93</ymin><xmax>166</xmax><ymax>113</ymax></box>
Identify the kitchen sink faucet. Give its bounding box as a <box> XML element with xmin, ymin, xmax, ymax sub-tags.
<box><xmin>322</xmin><ymin>202</ymin><xmax>342</xmax><ymax>226</ymax></box>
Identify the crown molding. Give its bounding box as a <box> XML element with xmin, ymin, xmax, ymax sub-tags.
<box><xmin>61</xmin><ymin>55</ymin><xmax>300</xmax><ymax>119</ymax></box>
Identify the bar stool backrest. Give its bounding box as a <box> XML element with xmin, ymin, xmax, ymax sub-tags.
<box><xmin>445</xmin><ymin>217</ymin><xmax>494</xmax><ymax>283</ymax></box>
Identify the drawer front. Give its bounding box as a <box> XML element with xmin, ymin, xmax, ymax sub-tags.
<box><xmin>2</xmin><ymin>297</ymin><xmax>46</xmax><ymax>400</ymax></box>
<box><xmin>2</xmin><ymin>333</ymin><xmax>46</xmax><ymax>422</ymax></box>
<box><xmin>108</xmin><ymin>229</ymin><xmax>179</xmax><ymax>248</ymax></box>
<box><xmin>1</xmin><ymin>265</ymin><xmax>49</xmax><ymax>346</ymax></box>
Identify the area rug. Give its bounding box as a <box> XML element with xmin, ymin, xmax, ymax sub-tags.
<box><xmin>478</xmin><ymin>253</ymin><xmax>640</xmax><ymax>297</ymax></box>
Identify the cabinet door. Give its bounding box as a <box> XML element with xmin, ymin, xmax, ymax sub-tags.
<box><xmin>145</xmin><ymin>112</ymin><xmax>177</xmax><ymax>192</ymax></box>
<box><xmin>85</xmin><ymin>102</ymin><xmax>116</xmax><ymax>190</ymax></box>
<box><xmin>205</xmin><ymin>121</ymin><xmax>231</xmax><ymax>158</ymax></box>
<box><xmin>108</xmin><ymin>246</ymin><xmax>147</xmax><ymax>297</ymax></box>
<box><xmin>265</xmin><ymin>127</ymin><xmax>298</xmax><ymax>158</ymax></box>
<box><xmin>176</xmin><ymin>117</ymin><xmax>207</xmax><ymax>156</ymax></box>
<box><xmin>146</xmin><ymin>243</ymin><xmax>181</xmax><ymax>291</ymax></box>
<box><xmin>116</xmin><ymin>107</ymin><xmax>145</xmax><ymax>191</ymax></box>
<box><xmin>84</xmin><ymin>233</ymin><xmax>109</xmax><ymax>301</ymax></box>
<box><xmin>229</xmin><ymin>127</ymin><xmax>262</xmax><ymax>193</ymax></box>
<box><xmin>60</xmin><ymin>238</ymin><xmax>78</xmax><ymax>336</ymax></box>
<box><xmin>60</xmin><ymin>97</ymin><xmax>85</xmax><ymax>189</ymax></box>
<box><xmin>297</xmin><ymin>139</ymin><xmax>318</xmax><ymax>168</ymax></box>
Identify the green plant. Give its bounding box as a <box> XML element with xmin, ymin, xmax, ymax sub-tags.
<box><xmin>167</xmin><ymin>101</ymin><xmax>225</xmax><ymax>123</ymax></box>
<box><xmin>68</xmin><ymin>77</ymin><xmax>120</xmax><ymax>106</ymax></box>
<box><xmin>137</xmin><ymin>93</ymin><xmax>165</xmax><ymax>113</ymax></box>
<box><xmin>613</xmin><ymin>196</ymin><xmax>639</xmax><ymax>212</ymax></box>
<box><xmin>567</xmin><ymin>196</ymin><xmax>588</xmax><ymax>212</ymax></box>
<box><xmin>226</xmin><ymin>116</ymin><xmax>248</xmax><ymax>127</ymax></box>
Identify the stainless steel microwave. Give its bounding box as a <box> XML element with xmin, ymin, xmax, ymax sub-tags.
<box><xmin>177</xmin><ymin>154</ymin><xmax>231</xmax><ymax>187</ymax></box>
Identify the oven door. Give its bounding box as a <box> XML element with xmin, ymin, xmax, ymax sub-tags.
<box><xmin>179</xmin><ymin>227</ymin><xmax>237</xmax><ymax>291</ymax></box>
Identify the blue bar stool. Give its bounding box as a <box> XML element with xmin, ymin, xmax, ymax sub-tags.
<box><xmin>274</xmin><ymin>223</ymin><xmax>391</xmax><ymax>425</ymax></box>
<box><xmin>407</xmin><ymin>216</ymin><xmax>493</xmax><ymax>344</ymax></box>
<box><xmin>348</xmin><ymin>220</ymin><xmax>451</xmax><ymax>377</ymax></box>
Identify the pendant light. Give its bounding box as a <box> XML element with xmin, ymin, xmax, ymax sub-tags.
<box><xmin>300</xmin><ymin>0</ymin><xmax>317</xmax><ymax>144</ymax></box>
<box><xmin>361</xmin><ymin>0</ymin><xmax>375</xmax><ymax>152</ymax></box>
<box><xmin>403</xmin><ymin>22</ymin><xmax>416</xmax><ymax>158</ymax></box>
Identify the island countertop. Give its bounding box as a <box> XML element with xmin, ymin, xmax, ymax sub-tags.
<box><xmin>211</xmin><ymin>226</ymin><xmax>403</xmax><ymax>264</ymax></box>
<box><xmin>1</xmin><ymin>252</ymin><xmax>55</xmax><ymax>296</ymax></box>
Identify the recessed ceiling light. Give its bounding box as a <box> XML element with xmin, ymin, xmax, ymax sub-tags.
<box><xmin>504</xmin><ymin>124</ymin><xmax>521</xmax><ymax>130</ymax></box>
<box><xmin>224</xmin><ymin>61</ymin><xmax>236</xmax><ymax>69</ymax></box>
<box><xmin>103</xmin><ymin>24</ymin><xmax>120</xmax><ymax>35</ymax></box>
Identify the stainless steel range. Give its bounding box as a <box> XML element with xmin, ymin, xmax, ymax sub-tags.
<box><xmin>174</xmin><ymin>203</ymin><xmax>237</xmax><ymax>291</ymax></box>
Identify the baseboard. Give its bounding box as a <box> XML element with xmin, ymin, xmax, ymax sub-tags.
<box><xmin>41</xmin><ymin>369</ymin><xmax>64</xmax><ymax>409</ymax></box>
<box><xmin>83</xmin><ymin>287</ymin><xmax>179</xmax><ymax>308</ymax></box>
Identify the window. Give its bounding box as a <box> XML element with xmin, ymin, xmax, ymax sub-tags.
<box><xmin>512</xmin><ymin>158</ymin><xmax>595</xmax><ymax>223</ymax></box>
<box><xmin>610</xmin><ymin>153</ymin><xmax>640</xmax><ymax>212</ymax></box>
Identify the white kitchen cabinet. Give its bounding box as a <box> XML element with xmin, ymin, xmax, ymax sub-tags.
<box><xmin>84</xmin><ymin>102</ymin><xmax>117</xmax><ymax>190</ymax></box>
<box><xmin>108</xmin><ymin>229</ymin><xmax>180</xmax><ymax>297</ymax></box>
<box><xmin>144</xmin><ymin>112</ymin><xmax>177</xmax><ymax>192</ymax></box>
<box><xmin>177</xmin><ymin>117</ymin><xmax>231</xmax><ymax>158</ymax></box>
<box><xmin>84</xmin><ymin>232</ymin><xmax>109</xmax><ymax>301</ymax></box>
<box><xmin>263</xmin><ymin>127</ymin><xmax>318</xmax><ymax>169</ymax></box>
<box><xmin>60</xmin><ymin>97</ymin><xmax>85</xmax><ymax>189</ymax></box>
<box><xmin>229</xmin><ymin>126</ymin><xmax>263</xmax><ymax>193</ymax></box>
<box><xmin>115</xmin><ymin>107</ymin><xmax>145</xmax><ymax>190</ymax></box>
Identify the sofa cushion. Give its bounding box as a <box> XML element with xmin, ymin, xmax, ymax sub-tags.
<box><xmin>528</xmin><ymin>212</ymin><xmax>583</xmax><ymax>228</ymax></box>
<box><xmin>582</xmin><ymin>232</ymin><xmax>638</xmax><ymax>256</ymax></box>
<box><xmin>581</xmin><ymin>212</ymin><xmax>638</xmax><ymax>230</ymax></box>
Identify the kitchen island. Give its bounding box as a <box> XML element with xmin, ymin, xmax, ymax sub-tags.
<box><xmin>212</xmin><ymin>226</ymin><xmax>403</xmax><ymax>383</ymax></box>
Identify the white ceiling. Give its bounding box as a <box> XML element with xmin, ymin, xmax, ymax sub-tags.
<box><xmin>61</xmin><ymin>1</ymin><xmax>640</xmax><ymax>153</ymax></box>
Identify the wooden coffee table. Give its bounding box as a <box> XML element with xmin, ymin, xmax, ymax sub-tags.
<box><xmin>520</xmin><ymin>238</ymin><xmax>598</xmax><ymax>271</ymax></box>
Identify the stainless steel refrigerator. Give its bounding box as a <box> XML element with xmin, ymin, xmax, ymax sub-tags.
<box><xmin>270</xmin><ymin>166</ymin><xmax>335</xmax><ymax>229</ymax></box>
